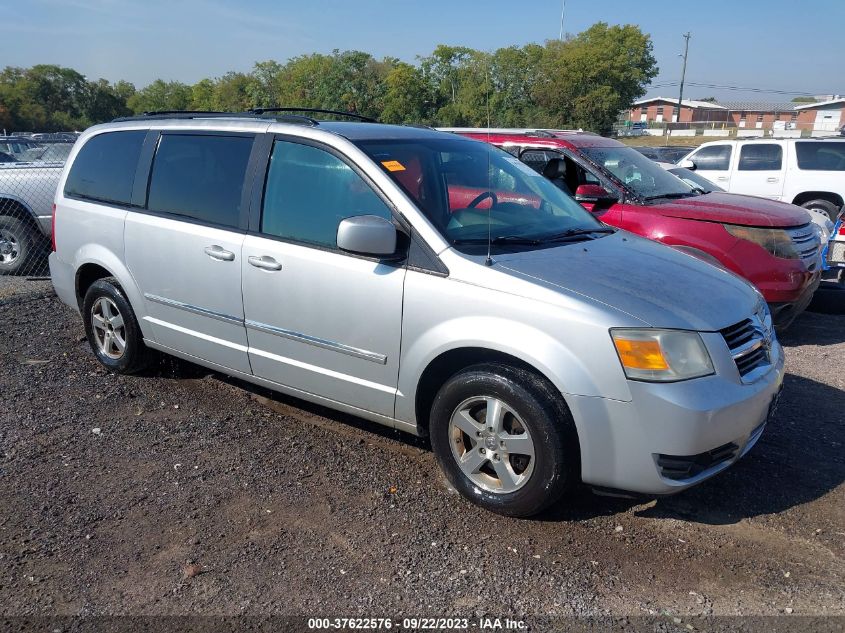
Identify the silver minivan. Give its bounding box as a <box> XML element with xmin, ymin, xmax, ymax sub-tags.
<box><xmin>50</xmin><ymin>112</ymin><xmax>785</xmax><ymax>516</ymax></box>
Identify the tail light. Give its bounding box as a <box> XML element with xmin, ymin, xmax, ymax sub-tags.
<box><xmin>51</xmin><ymin>203</ymin><xmax>57</xmax><ymax>252</ymax></box>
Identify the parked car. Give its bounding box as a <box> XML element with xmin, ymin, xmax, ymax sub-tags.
<box><xmin>18</xmin><ymin>141</ymin><xmax>74</xmax><ymax>163</ymax></box>
<box><xmin>656</xmin><ymin>162</ymin><xmax>724</xmax><ymax>193</ymax></box>
<box><xmin>823</xmin><ymin>217</ymin><xmax>845</xmax><ymax>283</ymax></box>
<box><xmin>444</xmin><ymin>128</ymin><xmax>822</xmax><ymax>329</ymax></box>
<box><xmin>679</xmin><ymin>138</ymin><xmax>845</xmax><ymax>221</ymax></box>
<box><xmin>0</xmin><ymin>153</ymin><xmax>68</xmax><ymax>274</ymax></box>
<box><xmin>50</xmin><ymin>112</ymin><xmax>784</xmax><ymax>517</ymax></box>
<box><xmin>0</xmin><ymin>136</ymin><xmax>42</xmax><ymax>160</ymax></box>
<box><xmin>633</xmin><ymin>145</ymin><xmax>694</xmax><ymax>164</ymax></box>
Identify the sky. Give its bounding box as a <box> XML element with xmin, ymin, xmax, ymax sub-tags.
<box><xmin>3</xmin><ymin>0</ymin><xmax>844</xmax><ymax>103</ymax></box>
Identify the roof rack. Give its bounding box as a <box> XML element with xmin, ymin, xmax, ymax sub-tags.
<box><xmin>248</xmin><ymin>107</ymin><xmax>377</xmax><ymax>122</ymax></box>
<box><xmin>111</xmin><ymin>110</ymin><xmax>320</xmax><ymax>126</ymax></box>
<box><xmin>525</xmin><ymin>130</ymin><xmax>556</xmax><ymax>138</ymax></box>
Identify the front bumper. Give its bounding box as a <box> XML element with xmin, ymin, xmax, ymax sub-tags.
<box><xmin>569</xmin><ymin>340</ymin><xmax>785</xmax><ymax>496</ymax></box>
<box><xmin>768</xmin><ymin>271</ymin><xmax>821</xmax><ymax>329</ymax></box>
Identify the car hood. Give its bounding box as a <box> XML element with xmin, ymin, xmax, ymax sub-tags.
<box><xmin>650</xmin><ymin>192</ymin><xmax>809</xmax><ymax>227</ymax></box>
<box><xmin>492</xmin><ymin>231</ymin><xmax>759</xmax><ymax>331</ymax></box>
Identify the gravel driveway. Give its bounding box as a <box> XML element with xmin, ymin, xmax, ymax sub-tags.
<box><xmin>1</xmin><ymin>281</ymin><xmax>843</xmax><ymax>628</ymax></box>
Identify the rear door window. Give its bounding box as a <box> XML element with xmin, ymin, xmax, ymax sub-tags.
<box><xmin>738</xmin><ymin>144</ymin><xmax>783</xmax><ymax>171</ymax></box>
<box><xmin>64</xmin><ymin>130</ymin><xmax>147</xmax><ymax>204</ymax></box>
<box><xmin>689</xmin><ymin>144</ymin><xmax>732</xmax><ymax>170</ymax></box>
<box><xmin>147</xmin><ymin>133</ymin><xmax>254</xmax><ymax>228</ymax></box>
<box><xmin>795</xmin><ymin>142</ymin><xmax>845</xmax><ymax>171</ymax></box>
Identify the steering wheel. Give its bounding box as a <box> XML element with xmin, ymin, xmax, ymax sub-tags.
<box><xmin>467</xmin><ymin>191</ymin><xmax>498</xmax><ymax>209</ymax></box>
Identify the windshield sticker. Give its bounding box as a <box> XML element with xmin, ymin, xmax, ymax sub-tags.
<box><xmin>381</xmin><ymin>160</ymin><xmax>406</xmax><ymax>172</ymax></box>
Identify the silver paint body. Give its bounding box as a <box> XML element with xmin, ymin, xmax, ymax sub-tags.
<box><xmin>50</xmin><ymin>118</ymin><xmax>785</xmax><ymax>495</ymax></box>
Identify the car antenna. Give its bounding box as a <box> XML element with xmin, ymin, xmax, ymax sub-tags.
<box><xmin>484</xmin><ymin>64</ymin><xmax>494</xmax><ymax>267</ymax></box>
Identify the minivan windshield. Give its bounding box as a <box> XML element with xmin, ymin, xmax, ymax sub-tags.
<box><xmin>355</xmin><ymin>137</ymin><xmax>608</xmax><ymax>250</ymax></box>
<box><xmin>579</xmin><ymin>145</ymin><xmax>699</xmax><ymax>200</ymax></box>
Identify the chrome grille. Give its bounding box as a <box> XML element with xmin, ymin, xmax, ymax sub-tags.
<box><xmin>721</xmin><ymin>305</ymin><xmax>775</xmax><ymax>382</ymax></box>
<box><xmin>786</xmin><ymin>224</ymin><xmax>821</xmax><ymax>271</ymax></box>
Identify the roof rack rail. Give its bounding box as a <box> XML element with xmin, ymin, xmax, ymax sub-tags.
<box><xmin>112</xmin><ymin>110</ymin><xmax>257</xmax><ymax>122</ymax></box>
<box><xmin>402</xmin><ymin>123</ymin><xmax>435</xmax><ymax>130</ymax></box>
<box><xmin>111</xmin><ymin>110</ymin><xmax>318</xmax><ymax>127</ymax></box>
<box><xmin>525</xmin><ymin>130</ymin><xmax>556</xmax><ymax>138</ymax></box>
<box><xmin>249</xmin><ymin>107</ymin><xmax>377</xmax><ymax>122</ymax></box>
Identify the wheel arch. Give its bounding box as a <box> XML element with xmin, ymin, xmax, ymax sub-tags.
<box><xmin>0</xmin><ymin>196</ymin><xmax>41</xmax><ymax>232</ymax></box>
<box><xmin>791</xmin><ymin>191</ymin><xmax>844</xmax><ymax>210</ymax></box>
<box><xmin>414</xmin><ymin>347</ymin><xmax>560</xmax><ymax>438</ymax></box>
<box><xmin>71</xmin><ymin>247</ymin><xmax>152</xmax><ymax>339</ymax></box>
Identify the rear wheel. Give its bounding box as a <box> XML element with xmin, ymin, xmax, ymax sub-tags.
<box><xmin>429</xmin><ymin>363</ymin><xmax>578</xmax><ymax>517</ymax></box>
<box><xmin>82</xmin><ymin>277</ymin><xmax>154</xmax><ymax>374</ymax></box>
<box><xmin>801</xmin><ymin>199</ymin><xmax>841</xmax><ymax>222</ymax></box>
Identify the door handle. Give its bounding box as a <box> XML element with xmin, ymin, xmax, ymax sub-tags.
<box><xmin>204</xmin><ymin>245</ymin><xmax>235</xmax><ymax>261</ymax></box>
<box><xmin>248</xmin><ymin>255</ymin><xmax>282</xmax><ymax>271</ymax></box>
<box><xmin>716</xmin><ymin>176</ymin><xmax>728</xmax><ymax>181</ymax></box>
<box><xmin>766</xmin><ymin>177</ymin><xmax>779</xmax><ymax>183</ymax></box>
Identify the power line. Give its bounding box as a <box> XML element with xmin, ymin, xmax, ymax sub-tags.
<box><xmin>648</xmin><ymin>81</ymin><xmax>833</xmax><ymax>97</ymax></box>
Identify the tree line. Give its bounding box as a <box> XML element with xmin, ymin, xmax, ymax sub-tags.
<box><xmin>0</xmin><ymin>23</ymin><xmax>658</xmax><ymax>135</ymax></box>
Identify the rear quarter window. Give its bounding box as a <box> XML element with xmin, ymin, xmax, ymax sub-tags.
<box><xmin>64</xmin><ymin>131</ymin><xmax>147</xmax><ymax>204</ymax></box>
<box><xmin>795</xmin><ymin>142</ymin><xmax>845</xmax><ymax>171</ymax></box>
<box><xmin>738</xmin><ymin>144</ymin><xmax>783</xmax><ymax>171</ymax></box>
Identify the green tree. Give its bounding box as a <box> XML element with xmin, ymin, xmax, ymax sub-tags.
<box><xmin>127</xmin><ymin>79</ymin><xmax>191</xmax><ymax>113</ymax></box>
<box><xmin>381</xmin><ymin>62</ymin><xmax>428</xmax><ymax>124</ymax></box>
<box><xmin>190</xmin><ymin>78</ymin><xmax>216</xmax><ymax>110</ymax></box>
<box><xmin>791</xmin><ymin>96</ymin><xmax>816</xmax><ymax>103</ymax></box>
<box><xmin>212</xmin><ymin>72</ymin><xmax>257</xmax><ymax>111</ymax></box>
<box><xmin>533</xmin><ymin>23</ymin><xmax>658</xmax><ymax>133</ymax></box>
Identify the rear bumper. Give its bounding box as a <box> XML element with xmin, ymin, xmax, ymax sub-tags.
<box><xmin>48</xmin><ymin>251</ymin><xmax>79</xmax><ymax>314</ymax></box>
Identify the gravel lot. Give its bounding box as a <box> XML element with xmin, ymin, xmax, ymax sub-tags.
<box><xmin>1</xmin><ymin>280</ymin><xmax>843</xmax><ymax>626</ymax></box>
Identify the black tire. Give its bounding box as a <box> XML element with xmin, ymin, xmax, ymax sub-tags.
<box><xmin>82</xmin><ymin>277</ymin><xmax>154</xmax><ymax>374</ymax></box>
<box><xmin>801</xmin><ymin>199</ymin><xmax>841</xmax><ymax>222</ymax></box>
<box><xmin>0</xmin><ymin>216</ymin><xmax>38</xmax><ymax>275</ymax></box>
<box><xmin>429</xmin><ymin>363</ymin><xmax>579</xmax><ymax>517</ymax></box>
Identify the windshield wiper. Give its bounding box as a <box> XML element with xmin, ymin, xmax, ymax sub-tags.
<box><xmin>452</xmin><ymin>235</ymin><xmax>543</xmax><ymax>246</ymax></box>
<box><xmin>540</xmin><ymin>227</ymin><xmax>616</xmax><ymax>242</ymax></box>
<box><xmin>643</xmin><ymin>192</ymin><xmax>699</xmax><ymax>201</ymax></box>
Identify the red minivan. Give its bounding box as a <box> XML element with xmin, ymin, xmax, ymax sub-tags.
<box><xmin>445</xmin><ymin>129</ymin><xmax>822</xmax><ymax>329</ymax></box>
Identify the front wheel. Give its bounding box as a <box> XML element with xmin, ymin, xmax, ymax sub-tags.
<box><xmin>429</xmin><ymin>363</ymin><xmax>579</xmax><ymax>517</ymax></box>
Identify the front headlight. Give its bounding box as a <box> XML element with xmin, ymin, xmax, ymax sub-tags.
<box><xmin>611</xmin><ymin>328</ymin><xmax>715</xmax><ymax>382</ymax></box>
<box><xmin>723</xmin><ymin>224</ymin><xmax>798</xmax><ymax>259</ymax></box>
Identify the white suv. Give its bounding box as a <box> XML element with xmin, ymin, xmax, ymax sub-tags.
<box><xmin>680</xmin><ymin>138</ymin><xmax>845</xmax><ymax>221</ymax></box>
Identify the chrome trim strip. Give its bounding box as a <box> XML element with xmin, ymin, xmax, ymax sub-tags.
<box><xmin>245</xmin><ymin>319</ymin><xmax>387</xmax><ymax>365</ymax></box>
<box><xmin>144</xmin><ymin>293</ymin><xmax>244</xmax><ymax>325</ymax></box>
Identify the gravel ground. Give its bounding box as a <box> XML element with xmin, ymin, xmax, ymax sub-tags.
<box><xmin>1</xmin><ymin>280</ymin><xmax>843</xmax><ymax>625</ymax></box>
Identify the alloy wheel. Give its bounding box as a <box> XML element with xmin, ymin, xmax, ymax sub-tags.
<box><xmin>91</xmin><ymin>297</ymin><xmax>127</xmax><ymax>360</ymax></box>
<box><xmin>448</xmin><ymin>396</ymin><xmax>536</xmax><ymax>493</ymax></box>
<box><xmin>0</xmin><ymin>229</ymin><xmax>19</xmax><ymax>265</ymax></box>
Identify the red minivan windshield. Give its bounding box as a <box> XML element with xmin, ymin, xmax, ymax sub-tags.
<box><xmin>580</xmin><ymin>146</ymin><xmax>700</xmax><ymax>201</ymax></box>
<box><xmin>356</xmin><ymin>137</ymin><xmax>609</xmax><ymax>249</ymax></box>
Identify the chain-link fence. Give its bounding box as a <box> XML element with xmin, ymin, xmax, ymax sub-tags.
<box><xmin>0</xmin><ymin>140</ymin><xmax>74</xmax><ymax>283</ymax></box>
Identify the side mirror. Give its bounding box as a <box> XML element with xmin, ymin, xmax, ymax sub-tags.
<box><xmin>574</xmin><ymin>184</ymin><xmax>618</xmax><ymax>205</ymax></box>
<box><xmin>678</xmin><ymin>159</ymin><xmax>696</xmax><ymax>170</ymax></box>
<box><xmin>337</xmin><ymin>215</ymin><xmax>398</xmax><ymax>257</ymax></box>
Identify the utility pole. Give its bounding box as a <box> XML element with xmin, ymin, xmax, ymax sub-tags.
<box><xmin>675</xmin><ymin>32</ymin><xmax>691</xmax><ymax>124</ymax></box>
<box><xmin>559</xmin><ymin>0</ymin><xmax>566</xmax><ymax>41</ymax></box>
